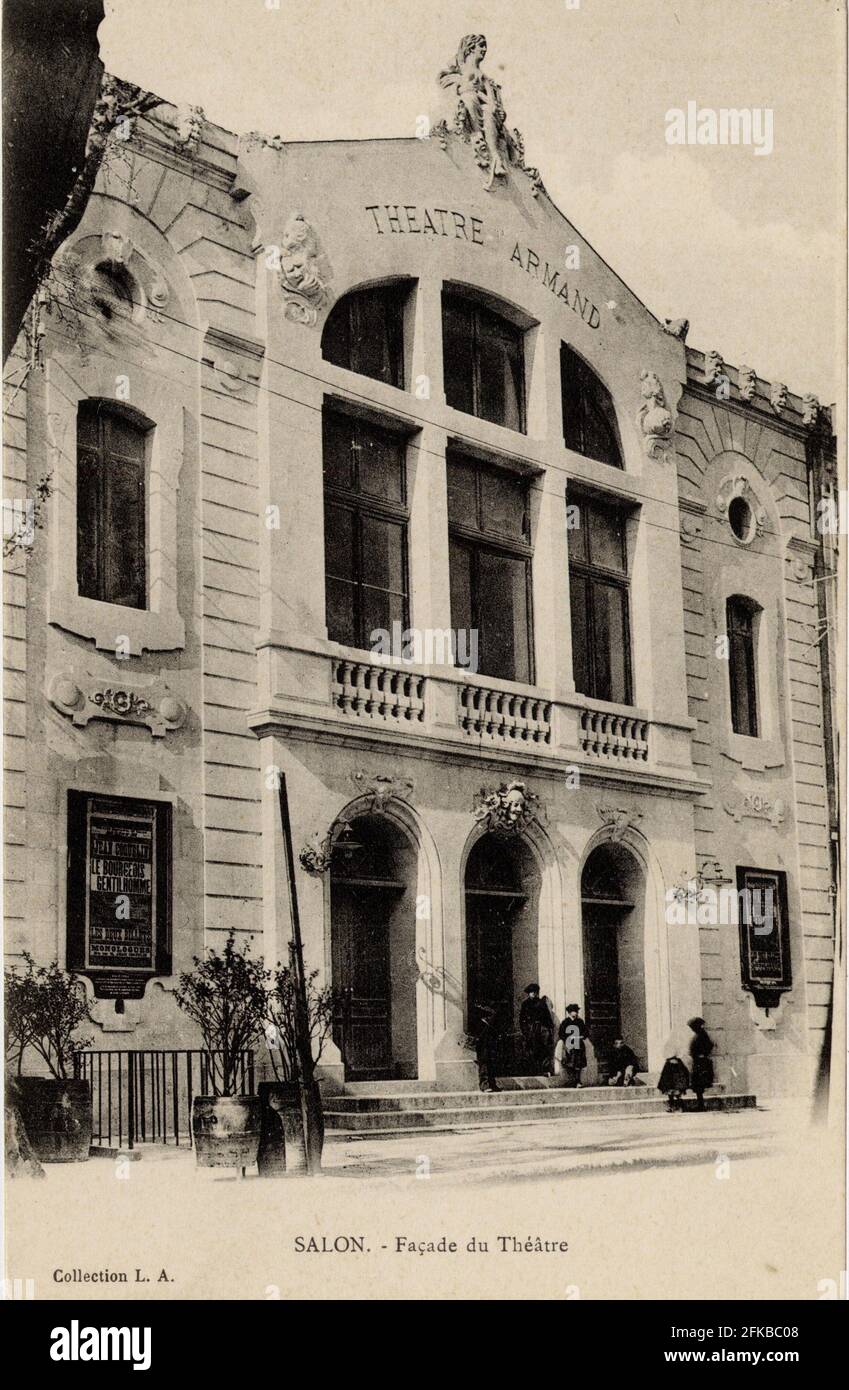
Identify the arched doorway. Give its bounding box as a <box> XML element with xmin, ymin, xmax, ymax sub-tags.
<box><xmin>581</xmin><ymin>843</ymin><xmax>647</xmax><ymax>1078</ymax></box>
<box><xmin>465</xmin><ymin>832</ymin><xmax>541</xmax><ymax>1074</ymax></box>
<box><xmin>330</xmin><ymin>815</ymin><xmax>417</xmax><ymax>1081</ymax></box>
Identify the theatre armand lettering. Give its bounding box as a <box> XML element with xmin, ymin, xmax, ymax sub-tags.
<box><xmin>511</xmin><ymin>242</ymin><xmax>601</xmax><ymax>329</ymax></box>
<box><xmin>66</xmin><ymin>792</ymin><xmax>172</xmax><ymax>1001</ymax></box>
<box><xmin>365</xmin><ymin>204</ymin><xmax>485</xmax><ymax>243</ymax></box>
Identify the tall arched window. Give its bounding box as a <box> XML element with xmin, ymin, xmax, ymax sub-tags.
<box><xmin>322</xmin><ymin>284</ymin><xmax>407</xmax><ymax>387</ymax></box>
<box><xmin>561</xmin><ymin>344</ymin><xmax>623</xmax><ymax>468</ymax></box>
<box><xmin>727</xmin><ymin>595</ymin><xmax>760</xmax><ymax>736</ymax></box>
<box><xmin>442</xmin><ymin>289</ymin><xmax>526</xmax><ymax>432</ymax></box>
<box><xmin>77</xmin><ymin>399</ymin><xmax>150</xmax><ymax>610</ymax></box>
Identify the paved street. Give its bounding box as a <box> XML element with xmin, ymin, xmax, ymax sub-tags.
<box><xmin>6</xmin><ymin>1099</ymin><xmax>842</xmax><ymax>1301</ymax></box>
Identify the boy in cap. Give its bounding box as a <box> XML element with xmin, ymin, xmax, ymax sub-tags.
<box><xmin>558</xmin><ymin>1003</ymin><xmax>589</xmax><ymax>1087</ymax></box>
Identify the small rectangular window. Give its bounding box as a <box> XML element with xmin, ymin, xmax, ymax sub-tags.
<box><xmin>727</xmin><ymin>597</ymin><xmax>759</xmax><ymax>736</ymax></box>
<box><xmin>77</xmin><ymin>401</ymin><xmax>148</xmax><ymax>610</ymax></box>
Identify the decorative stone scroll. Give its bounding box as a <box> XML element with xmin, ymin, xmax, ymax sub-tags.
<box><xmin>350</xmin><ymin>771</ymin><xmax>415</xmax><ymax>811</ymax></box>
<box><xmin>723</xmin><ymin>791</ymin><xmax>786</xmax><ymax>828</ymax></box>
<box><xmin>473</xmin><ymin>781</ymin><xmax>542</xmax><ymax>837</ymax></box>
<box><xmin>278</xmin><ymin>212</ymin><xmax>332</xmax><ymax>325</ymax></box>
<box><xmin>49</xmin><ymin>673</ymin><xmax>185</xmax><ymax>737</ymax></box>
<box><xmin>298</xmin><ymin>831</ymin><xmax>334</xmax><ymax>876</ymax></box>
<box><xmin>680</xmin><ymin>512</ymin><xmax>703</xmax><ymax>547</ymax></box>
<box><xmin>435</xmin><ymin>35</ymin><xmax>545</xmax><ymax>196</ymax></box>
<box><xmin>636</xmin><ymin>369</ymin><xmax>673</xmax><ymax>459</ymax></box>
<box><xmin>596</xmin><ymin>806</ymin><xmax>644</xmax><ymax>842</ymax></box>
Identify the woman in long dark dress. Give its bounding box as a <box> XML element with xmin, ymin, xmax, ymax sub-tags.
<box><xmin>687</xmin><ymin>1016</ymin><xmax>714</xmax><ymax>1111</ymax></box>
<box><xmin>658</xmin><ymin>1024</ymin><xmax>690</xmax><ymax>1111</ymax></box>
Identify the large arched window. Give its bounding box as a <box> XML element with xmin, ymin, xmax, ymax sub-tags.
<box><xmin>727</xmin><ymin>595</ymin><xmax>760</xmax><ymax>736</ymax></box>
<box><xmin>442</xmin><ymin>289</ymin><xmax>526</xmax><ymax>432</ymax></box>
<box><xmin>321</xmin><ymin>283</ymin><xmax>407</xmax><ymax>387</ymax></box>
<box><xmin>561</xmin><ymin>344</ymin><xmax>623</xmax><ymax>468</ymax></box>
<box><xmin>77</xmin><ymin>399</ymin><xmax>151</xmax><ymax>610</ymax></box>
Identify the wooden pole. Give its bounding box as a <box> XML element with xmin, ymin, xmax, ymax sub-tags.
<box><xmin>277</xmin><ymin>773</ymin><xmax>323</xmax><ymax>1173</ymax></box>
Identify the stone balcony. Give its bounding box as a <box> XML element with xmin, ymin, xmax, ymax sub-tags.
<box><xmin>249</xmin><ymin>633</ymin><xmax>704</xmax><ymax>794</ymax></box>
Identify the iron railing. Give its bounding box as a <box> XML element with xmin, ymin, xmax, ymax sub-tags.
<box><xmin>74</xmin><ymin>1049</ymin><xmax>256</xmax><ymax>1150</ymax></box>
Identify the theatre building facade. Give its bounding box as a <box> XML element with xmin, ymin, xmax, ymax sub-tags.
<box><xmin>3</xmin><ymin>47</ymin><xmax>839</xmax><ymax>1101</ymax></box>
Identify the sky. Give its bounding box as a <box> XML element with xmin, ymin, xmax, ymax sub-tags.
<box><xmin>99</xmin><ymin>0</ymin><xmax>846</xmax><ymax>402</ymax></box>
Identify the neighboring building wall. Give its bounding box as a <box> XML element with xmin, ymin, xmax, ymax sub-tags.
<box><xmin>675</xmin><ymin>359</ymin><xmax>835</xmax><ymax>1096</ymax></box>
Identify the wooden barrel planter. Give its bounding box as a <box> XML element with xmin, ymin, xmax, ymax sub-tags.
<box><xmin>191</xmin><ymin>1095</ymin><xmax>261</xmax><ymax>1169</ymax></box>
<box><xmin>257</xmin><ymin>1081</ymin><xmax>324</xmax><ymax>1177</ymax></box>
<box><xmin>15</xmin><ymin>1078</ymin><xmax>92</xmax><ymax>1163</ymax></box>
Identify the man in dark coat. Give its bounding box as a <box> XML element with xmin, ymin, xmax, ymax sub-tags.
<box><xmin>519</xmin><ymin>983</ymin><xmax>554</xmax><ymax>1076</ymax></box>
<box><xmin>558</xmin><ymin>1003</ymin><xmax>589</xmax><ymax>1087</ymax></box>
<box><xmin>607</xmin><ymin>1037</ymin><xmax>640</xmax><ymax>1086</ymax></box>
<box><xmin>473</xmin><ymin>1004</ymin><xmax>502</xmax><ymax>1093</ymax></box>
<box><xmin>687</xmin><ymin>1016</ymin><xmax>714</xmax><ymax>1110</ymax></box>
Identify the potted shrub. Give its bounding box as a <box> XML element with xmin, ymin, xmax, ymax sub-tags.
<box><xmin>174</xmin><ymin>931</ymin><xmax>267</xmax><ymax>1170</ymax></box>
<box><xmin>258</xmin><ymin>961</ymin><xmax>336</xmax><ymax>1177</ymax></box>
<box><xmin>4</xmin><ymin>954</ymin><xmax>93</xmax><ymax>1163</ymax></box>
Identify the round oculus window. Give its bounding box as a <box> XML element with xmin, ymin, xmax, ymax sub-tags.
<box><xmin>728</xmin><ymin>494</ymin><xmax>755</xmax><ymax>543</ymax></box>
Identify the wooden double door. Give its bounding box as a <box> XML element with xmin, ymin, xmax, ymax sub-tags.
<box><xmin>466</xmin><ymin>891</ymin><xmax>520</xmax><ymax>1074</ymax></box>
<box><xmin>581</xmin><ymin>903</ymin><xmax>622</xmax><ymax>1075</ymax></box>
<box><xmin>332</xmin><ymin>881</ymin><xmax>399</xmax><ymax>1080</ymax></box>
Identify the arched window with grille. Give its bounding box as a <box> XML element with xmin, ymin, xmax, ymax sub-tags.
<box><xmin>561</xmin><ymin>343</ymin><xmax>624</xmax><ymax>468</ymax></box>
<box><xmin>76</xmin><ymin>399</ymin><xmax>151</xmax><ymax>610</ymax></box>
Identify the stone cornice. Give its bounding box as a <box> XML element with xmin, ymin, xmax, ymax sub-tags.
<box><xmin>246</xmin><ymin>706</ymin><xmax>709</xmax><ymax>798</ymax></box>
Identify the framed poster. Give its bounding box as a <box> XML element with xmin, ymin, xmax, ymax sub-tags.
<box><xmin>736</xmin><ymin>865</ymin><xmax>792</xmax><ymax>1010</ymax></box>
<box><xmin>66</xmin><ymin>790</ymin><xmax>172</xmax><ymax>999</ymax></box>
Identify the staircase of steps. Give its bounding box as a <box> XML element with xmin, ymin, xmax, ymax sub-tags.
<box><xmin>323</xmin><ymin>1081</ymin><xmax>758</xmax><ymax>1134</ymax></box>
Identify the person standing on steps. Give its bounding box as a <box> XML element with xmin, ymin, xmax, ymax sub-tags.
<box><xmin>519</xmin><ymin>982</ymin><xmax>554</xmax><ymax>1076</ymax></box>
<box><xmin>473</xmin><ymin>1004</ymin><xmax>502</xmax><ymax>1093</ymax></box>
<box><xmin>658</xmin><ymin>1023</ymin><xmax>691</xmax><ymax>1112</ymax></box>
<box><xmin>558</xmin><ymin>1003</ymin><xmax>589</xmax><ymax>1088</ymax></box>
<box><xmin>687</xmin><ymin>1016</ymin><xmax>715</xmax><ymax>1111</ymax></box>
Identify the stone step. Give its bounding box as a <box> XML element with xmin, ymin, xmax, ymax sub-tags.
<box><xmin>324</xmin><ymin>1092</ymin><xmax>757</xmax><ymax>1133</ymax></box>
<box><xmin>329</xmin><ymin>1085</ymin><xmax>665</xmax><ymax>1113</ymax></box>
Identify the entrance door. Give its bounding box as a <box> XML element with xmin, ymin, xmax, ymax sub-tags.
<box><xmin>466</xmin><ymin>893</ymin><xmax>517</xmax><ymax>1074</ymax></box>
<box><xmin>582</xmin><ymin>904</ymin><xmax>621</xmax><ymax>1075</ymax></box>
<box><xmin>332</xmin><ymin>883</ymin><xmax>394</xmax><ymax>1080</ymax></box>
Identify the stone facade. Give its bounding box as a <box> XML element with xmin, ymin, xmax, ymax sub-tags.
<box><xmin>3</xmin><ymin>67</ymin><xmax>837</xmax><ymax>1096</ymax></box>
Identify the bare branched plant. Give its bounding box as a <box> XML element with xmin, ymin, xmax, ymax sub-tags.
<box><xmin>174</xmin><ymin>931</ymin><xmax>268</xmax><ymax>1096</ymax></box>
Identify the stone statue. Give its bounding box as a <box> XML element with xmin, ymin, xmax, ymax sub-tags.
<box><xmin>437</xmin><ymin>35</ymin><xmax>545</xmax><ymax>196</ymax></box>
<box><xmin>637</xmin><ymin>369</ymin><xmax>673</xmax><ymax>458</ymax></box>
<box><xmin>278</xmin><ymin>212</ymin><xmax>331</xmax><ymax>324</ymax></box>
<box><xmin>439</xmin><ymin>35</ymin><xmax>508</xmax><ymax>190</ymax></box>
